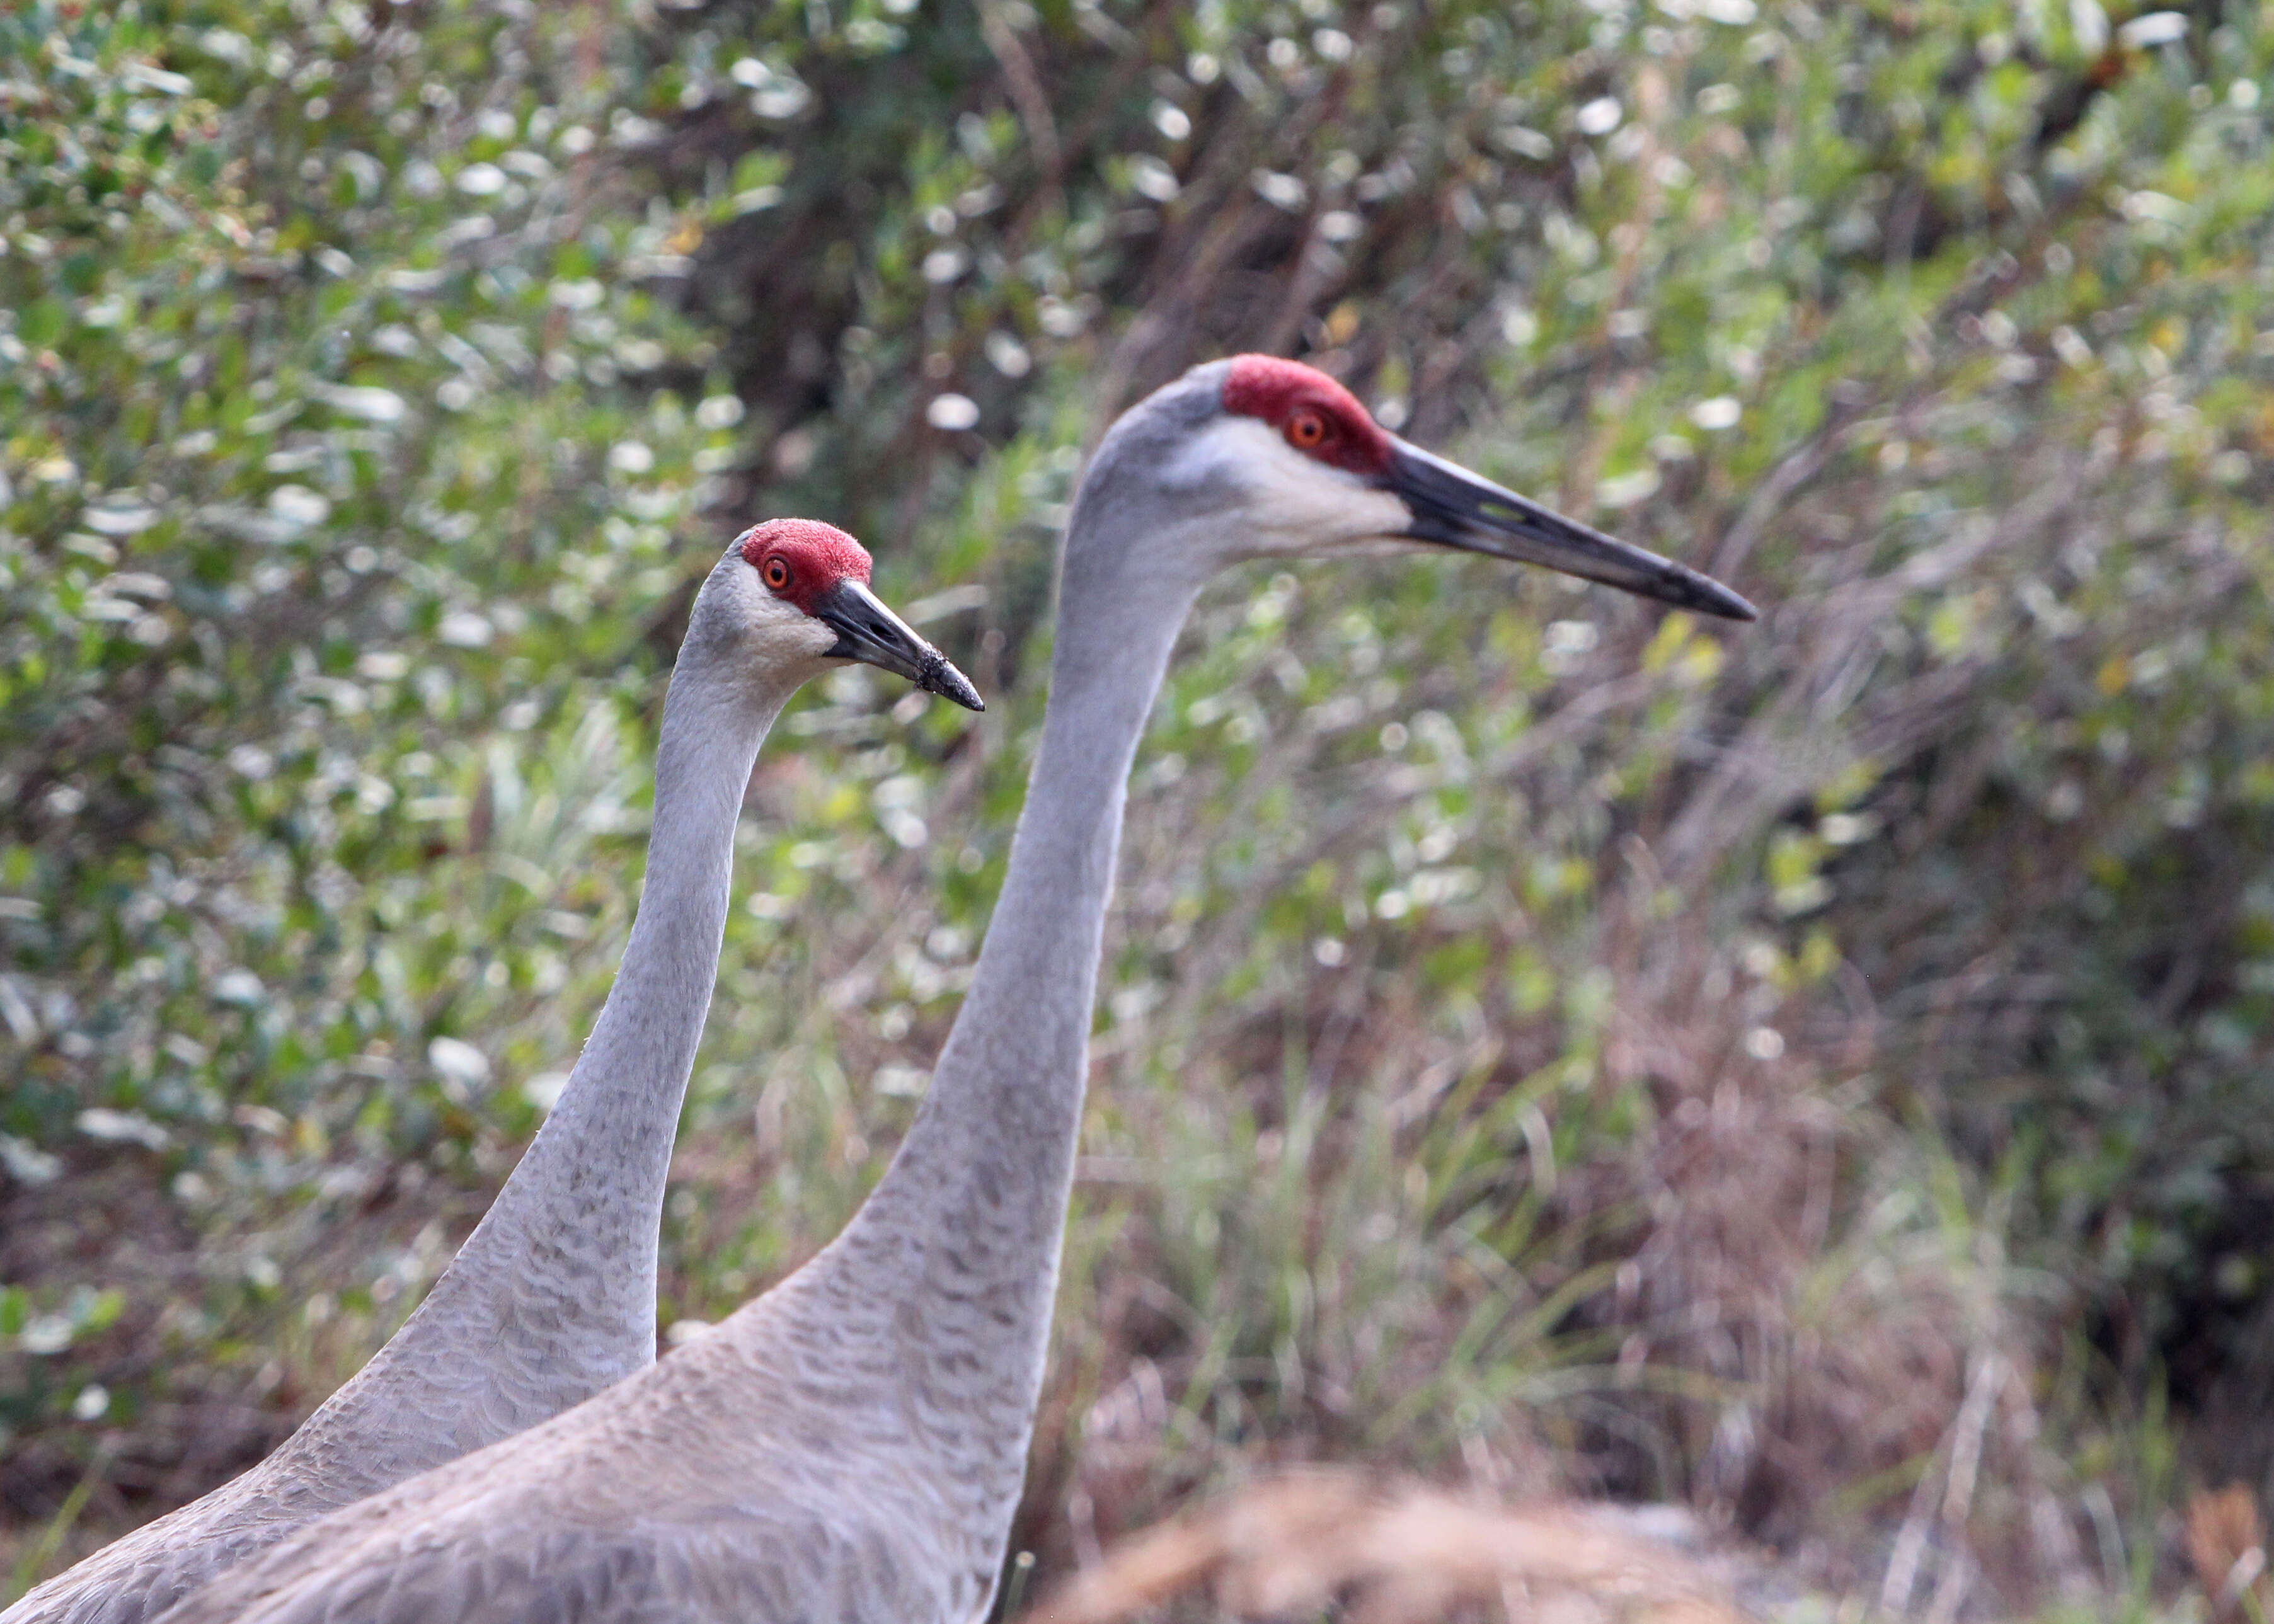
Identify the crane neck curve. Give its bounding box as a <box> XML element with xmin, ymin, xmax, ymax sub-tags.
<box><xmin>790</xmin><ymin>491</ymin><xmax>1208</xmax><ymax>1554</ymax></box>
<box><xmin>265</xmin><ymin>594</ymin><xmax>799</xmax><ymax>1499</ymax></box>
<box><xmin>498</xmin><ymin>634</ymin><xmax>791</xmax><ymax>1223</ymax></box>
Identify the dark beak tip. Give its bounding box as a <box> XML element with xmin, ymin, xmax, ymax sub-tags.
<box><xmin>924</xmin><ymin>660</ymin><xmax>985</xmax><ymax>712</ymax></box>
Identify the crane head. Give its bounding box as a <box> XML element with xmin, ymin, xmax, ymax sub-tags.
<box><xmin>725</xmin><ymin>519</ymin><xmax>984</xmax><ymax>710</ymax></box>
<box><xmin>1122</xmin><ymin>355</ymin><xmax>1754</xmax><ymax>621</ymax></box>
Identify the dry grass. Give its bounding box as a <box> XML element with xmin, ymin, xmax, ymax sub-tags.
<box><xmin>1019</xmin><ymin>1469</ymin><xmax>1752</xmax><ymax>1624</ymax></box>
<box><xmin>2186</xmin><ymin>1485</ymin><xmax>2271</xmax><ymax>1624</ymax></box>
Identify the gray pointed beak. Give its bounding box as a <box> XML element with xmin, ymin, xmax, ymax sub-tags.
<box><xmin>1383</xmin><ymin>440</ymin><xmax>1757</xmax><ymax>621</ymax></box>
<box><xmin>814</xmin><ymin>579</ymin><xmax>985</xmax><ymax>711</ymax></box>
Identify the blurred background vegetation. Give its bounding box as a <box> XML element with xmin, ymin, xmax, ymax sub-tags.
<box><xmin>5</xmin><ymin>0</ymin><xmax>2274</xmax><ymax>1615</ymax></box>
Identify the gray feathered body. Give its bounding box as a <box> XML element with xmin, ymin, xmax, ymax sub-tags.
<box><xmin>147</xmin><ymin>1264</ymin><xmax>1001</xmax><ymax>1624</ymax></box>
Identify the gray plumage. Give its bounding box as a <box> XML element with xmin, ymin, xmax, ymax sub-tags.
<box><xmin>9</xmin><ymin>537</ymin><xmax>967</xmax><ymax>1624</ymax></box>
<box><xmin>147</xmin><ymin>357</ymin><xmax>1749</xmax><ymax>1624</ymax></box>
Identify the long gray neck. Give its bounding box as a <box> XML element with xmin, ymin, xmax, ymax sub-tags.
<box><xmin>798</xmin><ymin>500</ymin><xmax>1203</xmax><ymax>1523</ymax></box>
<box><xmin>278</xmin><ymin>610</ymin><xmax>794</xmax><ymax>1489</ymax></box>
<box><xmin>466</xmin><ymin>648</ymin><xmax>788</xmax><ymax>1296</ymax></box>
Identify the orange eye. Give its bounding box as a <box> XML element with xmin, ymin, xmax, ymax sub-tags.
<box><xmin>763</xmin><ymin>556</ymin><xmax>792</xmax><ymax>590</ymax></box>
<box><xmin>1287</xmin><ymin>409</ymin><xmax>1329</xmax><ymax>450</ymax></box>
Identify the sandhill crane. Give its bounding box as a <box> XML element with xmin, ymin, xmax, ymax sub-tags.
<box><xmin>152</xmin><ymin>356</ymin><xmax>1752</xmax><ymax>1624</ymax></box>
<box><xmin>3</xmin><ymin>522</ymin><xmax>979</xmax><ymax>1624</ymax></box>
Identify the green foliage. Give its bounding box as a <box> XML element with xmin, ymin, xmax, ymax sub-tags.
<box><xmin>8</xmin><ymin>0</ymin><xmax>2274</xmax><ymax>1608</ymax></box>
<box><xmin>0</xmin><ymin>0</ymin><xmax>740</xmax><ymax>1473</ymax></box>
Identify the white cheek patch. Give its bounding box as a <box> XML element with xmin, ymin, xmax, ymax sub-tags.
<box><xmin>1196</xmin><ymin>416</ymin><xmax>1411</xmax><ymax>557</ymax></box>
<box><xmin>745</xmin><ymin>595</ymin><xmax>839</xmax><ymax>666</ymax></box>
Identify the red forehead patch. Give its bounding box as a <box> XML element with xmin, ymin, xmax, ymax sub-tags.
<box><xmin>737</xmin><ymin>518</ymin><xmax>873</xmax><ymax>614</ymax></box>
<box><xmin>1221</xmin><ymin>354</ymin><xmax>1394</xmax><ymax>476</ymax></box>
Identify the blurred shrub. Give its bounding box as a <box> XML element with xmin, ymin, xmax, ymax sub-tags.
<box><xmin>0</xmin><ymin>0</ymin><xmax>742</xmax><ymax>1506</ymax></box>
